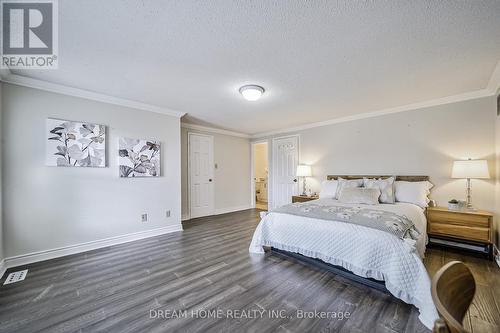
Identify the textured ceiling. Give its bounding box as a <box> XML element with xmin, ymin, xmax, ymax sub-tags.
<box><xmin>13</xmin><ymin>0</ymin><xmax>500</xmax><ymax>134</ymax></box>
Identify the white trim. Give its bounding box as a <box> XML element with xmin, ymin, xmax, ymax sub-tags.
<box><xmin>183</xmin><ymin>206</ymin><xmax>252</xmax><ymax>220</ymax></box>
<box><xmin>0</xmin><ymin>259</ymin><xmax>6</xmax><ymax>279</ymax></box>
<box><xmin>251</xmin><ymin>89</ymin><xmax>493</xmax><ymax>138</ymax></box>
<box><xmin>2</xmin><ymin>224</ymin><xmax>183</xmax><ymax>269</ymax></box>
<box><xmin>2</xmin><ymin>60</ymin><xmax>498</xmax><ymax>136</ymax></box>
<box><xmin>0</xmin><ymin>66</ymin><xmax>12</xmax><ymax>79</ymax></box>
<box><xmin>181</xmin><ymin>123</ymin><xmax>250</xmax><ymax>138</ymax></box>
<box><xmin>214</xmin><ymin>205</ymin><xmax>252</xmax><ymax>215</ymax></box>
<box><xmin>187</xmin><ymin>132</ymin><xmax>215</xmax><ymax>219</ymax></box>
<box><xmin>487</xmin><ymin>60</ymin><xmax>500</xmax><ymax>95</ymax></box>
<box><xmin>0</xmin><ymin>73</ymin><xmax>186</xmax><ymax>118</ymax></box>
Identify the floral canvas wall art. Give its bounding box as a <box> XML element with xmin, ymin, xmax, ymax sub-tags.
<box><xmin>119</xmin><ymin>137</ymin><xmax>161</xmax><ymax>177</ymax></box>
<box><xmin>46</xmin><ymin>118</ymin><xmax>106</xmax><ymax>167</ymax></box>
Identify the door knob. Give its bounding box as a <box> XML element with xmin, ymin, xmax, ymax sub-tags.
<box><xmin>293</xmin><ymin>179</ymin><xmax>297</xmax><ymax>182</ymax></box>
<box><xmin>209</xmin><ymin>179</ymin><xmax>213</xmax><ymax>182</ymax></box>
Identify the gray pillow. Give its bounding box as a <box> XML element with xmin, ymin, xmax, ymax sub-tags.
<box><xmin>335</xmin><ymin>177</ymin><xmax>363</xmax><ymax>199</ymax></box>
<box><xmin>363</xmin><ymin>176</ymin><xmax>395</xmax><ymax>204</ymax></box>
<box><xmin>338</xmin><ymin>187</ymin><xmax>381</xmax><ymax>205</ymax></box>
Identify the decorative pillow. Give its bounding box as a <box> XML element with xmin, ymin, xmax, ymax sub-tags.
<box><xmin>363</xmin><ymin>177</ymin><xmax>395</xmax><ymax>204</ymax></box>
<box><xmin>319</xmin><ymin>180</ymin><xmax>338</xmax><ymax>199</ymax></box>
<box><xmin>335</xmin><ymin>177</ymin><xmax>363</xmax><ymax>199</ymax></box>
<box><xmin>338</xmin><ymin>187</ymin><xmax>381</xmax><ymax>205</ymax></box>
<box><xmin>394</xmin><ymin>181</ymin><xmax>434</xmax><ymax>208</ymax></box>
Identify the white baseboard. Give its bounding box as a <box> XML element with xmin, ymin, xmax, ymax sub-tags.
<box><xmin>214</xmin><ymin>205</ymin><xmax>252</xmax><ymax>215</ymax></box>
<box><xmin>183</xmin><ymin>205</ymin><xmax>252</xmax><ymax>221</ymax></box>
<box><xmin>0</xmin><ymin>259</ymin><xmax>6</xmax><ymax>279</ymax></box>
<box><xmin>3</xmin><ymin>224</ymin><xmax>183</xmax><ymax>270</ymax></box>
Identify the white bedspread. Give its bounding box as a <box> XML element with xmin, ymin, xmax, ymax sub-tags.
<box><xmin>249</xmin><ymin>199</ymin><xmax>438</xmax><ymax>329</ymax></box>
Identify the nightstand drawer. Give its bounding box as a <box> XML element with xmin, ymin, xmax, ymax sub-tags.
<box><xmin>429</xmin><ymin>222</ymin><xmax>490</xmax><ymax>242</ymax></box>
<box><xmin>428</xmin><ymin>210</ymin><xmax>490</xmax><ymax>227</ymax></box>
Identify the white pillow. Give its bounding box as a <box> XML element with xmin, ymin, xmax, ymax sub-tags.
<box><xmin>363</xmin><ymin>177</ymin><xmax>395</xmax><ymax>204</ymax></box>
<box><xmin>335</xmin><ymin>177</ymin><xmax>363</xmax><ymax>199</ymax></box>
<box><xmin>338</xmin><ymin>188</ymin><xmax>381</xmax><ymax>205</ymax></box>
<box><xmin>394</xmin><ymin>181</ymin><xmax>434</xmax><ymax>208</ymax></box>
<box><xmin>319</xmin><ymin>180</ymin><xmax>338</xmax><ymax>199</ymax></box>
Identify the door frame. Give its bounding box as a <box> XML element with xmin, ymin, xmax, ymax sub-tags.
<box><xmin>271</xmin><ymin>134</ymin><xmax>300</xmax><ymax>209</ymax></box>
<box><xmin>187</xmin><ymin>132</ymin><xmax>215</xmax><ymax>219</ymax></box>
<box><xmin>250</xmin><ymin>139</ymin><xmax>269</xmax><ymax>208</ymax></box>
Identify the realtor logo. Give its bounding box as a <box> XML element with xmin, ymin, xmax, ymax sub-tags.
<box><xmin>1</xmin><ymin>0</ymin><xmax>58</xmax><ymax>69</ymax></box>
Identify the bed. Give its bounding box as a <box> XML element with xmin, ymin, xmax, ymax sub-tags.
<box><xmin>249</xmin><ymin>175</ymin><xmax>439</xmax><ymax>329</ymax></box>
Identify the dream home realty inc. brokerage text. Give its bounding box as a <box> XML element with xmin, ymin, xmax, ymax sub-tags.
<box><xmin>149</xmin><ymin>308</ymin><xmax>352</xmax><ymax>321</ymax></box>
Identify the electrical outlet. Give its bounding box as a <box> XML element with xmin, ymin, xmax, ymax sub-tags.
<box><xmin>166</xmin><ymin>210</ymin><xmax>171</xmax><ymax>218</ymax></box>
<box><xmin>141</xmin><ymin>213</ymin><xmax>148</xmax><ymax>222</ymax></box>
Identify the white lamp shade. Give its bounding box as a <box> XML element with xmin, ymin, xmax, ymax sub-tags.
<box><xmin>451</xmin><ymin>159</ymin><xmax>490</xmax><ymax>179</ymax></box>
<box><xmin>296</xmin><ymin>165</ymin><xmax>312</xmax><ymax>177</ymax></box>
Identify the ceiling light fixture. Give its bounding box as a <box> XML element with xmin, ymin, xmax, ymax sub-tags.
<box><xmin>239</xmin><ymin>85</ymin><xmax>265</xmax><ymax>101</ymax></box>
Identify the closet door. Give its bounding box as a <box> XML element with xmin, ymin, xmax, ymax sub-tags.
<box><xmin>189</xmin><ymin>133</ymin><xmax>215</xmax><ymax>218</ymax></box>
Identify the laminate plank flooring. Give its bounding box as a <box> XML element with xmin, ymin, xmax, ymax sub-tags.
<box><xmin>0</xmin><ymin>209</ymin><xmax>499</xmax><ymax>333</ymax></box>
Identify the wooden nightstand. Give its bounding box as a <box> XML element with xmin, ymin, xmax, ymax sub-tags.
<box><xmin>427</xmin><ymin>207</ymin><xmax>494</xmax><ymax>259</ymax></box>
<box><xmin>292</xmin><ymin>195</ymin><xmax>319</xmax><ymax>203</ymax></box>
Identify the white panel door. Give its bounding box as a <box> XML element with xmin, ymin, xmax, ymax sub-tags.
<box><xmin>189</xmin><ymin>133</ymin><xmax>215</xmax><ymax>218</ymax></box>
<box><xmin>272</xmin><ymin>136</ymin><xmax>299</xmax><ymax>209</ymax></box>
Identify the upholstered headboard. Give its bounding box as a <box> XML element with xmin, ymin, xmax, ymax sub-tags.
<box><xmin>326</xmin><ymin>175</ymin><xmax>429</xmax><ymax>182</ymax></box>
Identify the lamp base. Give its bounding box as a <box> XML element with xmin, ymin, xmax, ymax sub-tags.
<box><xmin>466</xmin><ymin>205</ymin><xmax>477</xmax><ymax>212</ymax></box>
<box><xmin>465</xmin><ymin>178</ymin><xmax>477</xmax><ymax>211</ymax></box>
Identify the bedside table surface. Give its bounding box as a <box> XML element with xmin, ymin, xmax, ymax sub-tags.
<box><xmin>428</xmin><ymin>206</ymin><xmax>493</xmax><ymax>217</ymax></box>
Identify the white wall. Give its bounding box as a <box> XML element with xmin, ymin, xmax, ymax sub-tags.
<box><xmin>254</xmin><ymin>143</ymin><xmax>268</xmax><ymax>180</ymax></box>
<box><xmin>181</xmin><ymin>126</ymin><xmax>251</xmax><ymax>219</ymax></box>
<box><xmin>496</xmin><ymin>93</ymin><xmax>500</xmax><ymax>248</ymax></box>
<box><xmin>256</xmin><ymin>96</ymin><xmax>497</xmax><ymax>213</ymax></box>
<box><xmin>0</xmin><ymin>81</ymin><xmax>4</xmax><ymax>264</ymax></box>
<box><xmin>2</xmin><ymin>84</ymin><xmax>182</xmax><ymax>258</ymax></box>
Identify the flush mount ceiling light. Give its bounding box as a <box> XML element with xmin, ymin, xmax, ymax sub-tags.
<box><xmin>239</xmin><ymin>85</ymin><xmax>265</xmax><ymax>101</ymax></box>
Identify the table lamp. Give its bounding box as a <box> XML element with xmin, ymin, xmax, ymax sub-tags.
<box><xmin>451</xmin><ymin>159</ymin><xmax>490</xmax><ymax>210</ymax></box>
<box><xmin>296</xmin><ymin>165</ymin><xmax>312</xmax><ymax>196</ymax></box>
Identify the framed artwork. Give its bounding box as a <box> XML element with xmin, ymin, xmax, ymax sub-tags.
<box><xmin>119</xmin><ymin>137</ymin><xmax>160</xmax><ymax>177</ymax></box>
<box><xmin>46</xmin><ymin>118</ymin><xmax>106</xmax><ymax>167</ymax></box>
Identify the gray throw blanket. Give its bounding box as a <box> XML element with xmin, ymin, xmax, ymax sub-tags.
<box><xmin>273</xmin><ymin>202</ymin><xmax>420</xmax><ymax>241</ymax></box>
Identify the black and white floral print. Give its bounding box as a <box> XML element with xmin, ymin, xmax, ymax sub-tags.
<box><xmin>46</xmin><ymin>118</ymin><xmax>106</xmax><ymax>167</ymax></box>
<box><xmin>118</xmin><ymin>137</ymin><xmax>160</xmax><ymax>177</ymax></box>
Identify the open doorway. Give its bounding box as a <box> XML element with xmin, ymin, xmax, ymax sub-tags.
<box><xmin>252</xmin><ymin>142</ymin><xmax>268</xmax><ymax>210</ymax></box>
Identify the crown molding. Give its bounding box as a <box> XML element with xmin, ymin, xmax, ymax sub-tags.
<box><xmin>251</xmin><ymin>88</ymin><xmax>494</xmax><ymax>138</ymax></box>
<box><xmin>181</xmin><ymin>122</ymin><xmax>250</xmax><ymax>138</ymax></box>
<box><xmin>0</xmin><ymin>73</ymin><xmax>186</xmax><ymax>118</ymax></box>
<box><xmin>0</xmin><ymin>66</ymin><xmax>12</xmax><ymax>79</ymax></box>
<box><xmin>2</xmin><ymin>58</ymin><xmax>498</xmax><ymax>134</ymax></box>
<box><xmin>487</xmin><ymin>59</ymin><xmax>500</xmax><ymax>95</ymax></box>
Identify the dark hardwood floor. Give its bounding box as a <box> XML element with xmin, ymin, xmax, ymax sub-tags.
<box><xmin>0</xmin><ymin>209</ymin><xmax>498</xmax><ymax>333</ymax></box>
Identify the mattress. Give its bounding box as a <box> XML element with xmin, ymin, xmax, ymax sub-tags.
<box><xmin>249</xmin><ymin>198</ymin><xmax>439</xmax><ymax>329</ymax></box>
